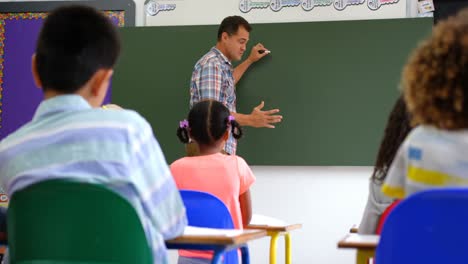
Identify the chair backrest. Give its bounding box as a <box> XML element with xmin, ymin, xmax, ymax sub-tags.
<box><xmin>7</xmin><ymin>179</ymin><xmax>152</xmax><ymax>264</ymax></box>
<box><xmin>376</xmin><ymin>188</ymin><xmax>468</xmax><ymax>264</ymax></box>
<box><xmin>179</xmin><ymin>190</ymin><xmax>238</xmax><ymax>264</ymax></box>
<box><xmin>375</xmin><ymin>199</ymin><xmax>400</xmax><ymax>235</ymax></box>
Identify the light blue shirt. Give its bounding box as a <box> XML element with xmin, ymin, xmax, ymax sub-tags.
<box><xmin>0</xmin><ymin>95</ymin><xmax>187</xmax><ymax>264</ymax></box>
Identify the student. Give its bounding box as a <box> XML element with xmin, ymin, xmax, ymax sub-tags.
<box><xmin>171</xmin><ymin>100</ymin><xmax>256</xmax><ymax>264</ymax></box>
<box><xmin>382</xmin><ymin>8</ymin><xmax>468</xmax><ymax>199</ymax></box>
<box><xmin>0</xmin><ymin>6</ymin><xmax>186</xmax><ymax>264</ymax></box>
<box><xmin>358</xmin><ymin>96</ymin><xmax>412</xmax><ymax>234</ymax></box>
<box><xmin>190</xmin><ymin>15</ymin><xmax>282</xmax><ymax>155</ymax></box>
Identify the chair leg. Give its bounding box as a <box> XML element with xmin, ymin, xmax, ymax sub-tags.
<box><xmin>240</xmin><ymin>245</ymin><xmax>250</xmax><ymax>264</ymax></box>
<box><xmin>356</xmin><ymin>249</ymin><xmax>376</xmax><ymax>264</ymax></box>
<box><xmin>285</xmin><ymin>233</ymin><xmax>291</xmax><ymax>264</ymax></box>
<box><xmin>212</xmin><ymin>250</ymin><xmax>223</xmax><ymax>264</ymax></box>
<box><xmin>270</xmin><ymin>233</ymin><xmax>280</xmax><ymax>264</ymax></box>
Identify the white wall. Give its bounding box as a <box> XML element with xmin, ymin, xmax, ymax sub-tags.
<box><xmin>9</xmin><ymin>0</ymin><xmax>416</xmax><ymax>27</ymax></box>
<box><xmin>240</xmin><ymin>166</ymin><xmax>371</xmax><ymax>264</ymax></box>
<box><xmin>3</xmin><ymin>0</ymin><xmax>418</xmax><ymax>27</ymax></box>
<box><xmin>4</xmin><ymin>0</ymin><xmax>413</xmax><ymax>263</ymax></box>
<box><xmin>406</xmin><ymin>0</ymin><xmax>418</xmax><ymax>17</ymax></box>
<box><xmin>134</xmin><ymin>1</ymin><xmax>402</xmax><ymax>263</ymax></box>
<box><xmin>166</xmin><ymin>166</ymin><xmax>371</xmax><ymax>264</ymax></box>
<box><xmin>143</xmin><ymin>0</ymin><xmax>412</xmax><ymax>26</ymax></box>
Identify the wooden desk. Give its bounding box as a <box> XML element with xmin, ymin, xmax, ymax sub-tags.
<box><xmin>337</xmin><ymin>233</ymin><xmax>379</xmax><ymax>264</ymax></box>
<box><xmin>247</xmin><ymin>220</ymin><xmax>302</xmax><ymax>264</ymax></box>
<box><xmin>166</xmin><ymin>226</ymin><xmax>267</xmax><ymax>264</ymax></box>
<box><xmin>349</xmin><ymin>224</ymin><xmax>359</xmax><ymax>233</ymax></box>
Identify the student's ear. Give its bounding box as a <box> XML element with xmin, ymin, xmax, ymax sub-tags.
<box><xmin>86</xmin><ymin>69</ymin><xmax>113</xmax><ymax>107</ymax></box>
<box><xmin>31</xmin><ymin>54</ymin><xmax>43</xmax><ymax>89</ymax></box>
<box><xmin>90</xmin><ymin>69</ymin><xmax>113</xmax><ymax>97</ymax></box>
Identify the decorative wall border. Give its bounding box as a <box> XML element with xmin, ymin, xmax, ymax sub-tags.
<box><xmin>0</xmin><ymin>0</ymin><xmax>134</xmax><ymax>204</ymax></box>
<box><xmin>0</xmin><ymin>0</ymin><xmax>134</xmax><ymax>129</ymax></box>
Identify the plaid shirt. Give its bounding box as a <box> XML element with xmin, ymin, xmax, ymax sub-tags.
<box><xmin>190</xmin><ymin>47</ymin><xmax>237</xmax><ymax>154</ymax></box>
<box><xmin>0</xmin><ymin>95</ymin><xmax>187</xmax><ymax>264</ymax></box>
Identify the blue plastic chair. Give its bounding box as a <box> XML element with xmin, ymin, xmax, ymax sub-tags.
<box><xmin>376</xmin><ymin>188</ymin><xmax>468</xmax><ymax>264</ymax></box>
<box><xmin>178</xmin><ymin>190</ymin><xmax>248</xmax><ymax>264</ymax></box>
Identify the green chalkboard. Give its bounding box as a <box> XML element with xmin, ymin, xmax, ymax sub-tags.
<box><xmin>113</xmin><ymin>18</ymin><xmax>432</xmax><ymax>166</ymax></box>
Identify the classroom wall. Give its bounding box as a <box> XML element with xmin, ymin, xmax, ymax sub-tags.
<box><xmin>407</xmin><ymin>0</ymin><xmax>418</xmax><ymax>17</ymax></box>
<box><xmin>166</xmin><ymin>166</ymin><xmax>371</xmax><ymax>264</ymax></box>
<box><xmin>5</xmin><ymin>0</ymin><xmax>419</xmax><ymax>27</ymax></box>
<box><xmin>138</xmin><ymin>1</ymin><xmax>417</xmax><ymax>263</ymax></box>
<box><xmin>143</xmin><ymin>0</ymin><xmax>412</xmax><ymax>26</ymax></box>
<box><xmin>8</xmin><ymin>0</ymin><xmax>420</xmax><ymax>263</ymax></box>
<box><xmin>239</xmin><ymin>166</ymin><xmax>371</xmax><ymax>264</ymax></box>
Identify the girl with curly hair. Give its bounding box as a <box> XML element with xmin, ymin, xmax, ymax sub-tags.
<box><xmin>382</xmin><ymin>8</ymin><xmax>468</xmax><ymax>199</ymax></box>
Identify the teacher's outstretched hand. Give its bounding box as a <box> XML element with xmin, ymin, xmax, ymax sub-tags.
<box><xmin>248</xmin><ymin>101</ymin><xmax>282</xmax><ymax>128</ymax></box>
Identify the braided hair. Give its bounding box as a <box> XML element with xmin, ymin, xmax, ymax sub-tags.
<box><xmin>177</xmin><ymin>100</ymin><xmax>243</xmax><ymax>145</ymax></box>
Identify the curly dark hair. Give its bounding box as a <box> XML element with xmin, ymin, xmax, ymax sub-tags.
<box><xmin>402</xmin><ymin>8</ymin><xmax>468</xmax><ymax>130</ymax></box>
<box><xmin>372</xmin><ymin>96</ymin><xmax>412</xmax><ymax>184</ymax></box>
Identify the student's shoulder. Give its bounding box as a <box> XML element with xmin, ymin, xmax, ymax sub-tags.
<box><xmin>411</xmin><ymin>125</ymin><xmax>432</xmax><ymax>135</ymax></box>
<box><xmin>170</xmin><ymin>156</ymin><xmax>199</xmax><ymax>172</ymax></box>
<box><xmin>231</xmin><ymin>155</ymin><xmax>251</xmax><ymax>168</ymax></box>
<box><xmin>170</xmin><ymin>156</ymin><xmax>189</xmax><ymax>166</ymax></box>
<box><xmin>94</xmin><ymin>108</ymin><xmax>152</xmax><ymax>130</ymax></box>
<box><xmin>0</xmin><ymin>121</ymin><xmax>33</xmax><ymax>148</ymax></box>
<box><xmin>405</xmin><ymin>125</ymin><xmax>447</xmax><ymax>144</ymax></box>
<box><xmin>233</xmin><ymin>154</ymin><xmax>248</xmax><ymax>162</ymax></box>
<box><xmin>172</xmin><ymin>154</ymin><xmax>220</xmax><ymax>164</ymax></box>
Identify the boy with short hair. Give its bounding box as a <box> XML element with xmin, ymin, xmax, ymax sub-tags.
<box><xmin>0</xmin><ymin>5</ymin><xmax>186</xmax><ymax>263</ymax></box>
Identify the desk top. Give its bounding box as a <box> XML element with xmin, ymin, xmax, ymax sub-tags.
<box><xmin>247</xmin><ymin>223</ymin><xmax>302</xmax><ymax>232</ymax></box>
<box><xmin>166</xmin><ymin>226</ymin><xmax>267</xmax><ymax>246</ymax></box>
<box><xmin>247</xmin><ymin>214</ymin><xmax>302</xmax><ymax>232</ymax></box>
<box><xmin>349</xmin><ymin>224</ymin><xmax>358</xmax><ymax>233</ymax></box>
<box><xmin>337</xmin><ymin>233</ymin><xmax>379</xmax><ymax>249</ymax></box>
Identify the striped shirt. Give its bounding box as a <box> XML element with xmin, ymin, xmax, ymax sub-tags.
<box><xmin>190</xmin><ymin>47</ymin><xmax>237</xmax><ymax>154</ymax></box>
<box><xmin>383</xmin><ymin>125</ymin><xmax>468</xmax><ymax>199</ymax></box>
<box><xmin>0</xmin><ymin>95</ymin><xmax>187</xmax><ymax>264</ymax></box>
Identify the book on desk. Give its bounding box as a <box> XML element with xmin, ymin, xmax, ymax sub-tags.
<box><xmin>248</xmin><ymin>214</ymin><xmax>302</xmax><ymax>232</ymax></box>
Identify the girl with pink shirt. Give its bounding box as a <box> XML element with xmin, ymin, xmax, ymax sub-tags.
<box><xmin>171</xmin><ymin>100</ymin><xmax>256</xmax><ymax>264</ymax></box>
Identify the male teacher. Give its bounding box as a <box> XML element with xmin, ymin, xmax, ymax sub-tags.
<box><xmin>190</xmin><ymin>15</ymin><xmax>283</xmax><ymax>155</ymax></box>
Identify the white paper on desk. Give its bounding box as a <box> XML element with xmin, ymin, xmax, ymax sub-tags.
<box><xmin>345</xmin><ymin>234</ymin><xmax>380</xmax><ymax>244</ymax></box>
<box><xmin>250</xmin><ymin>214</ymin><xmax>288</xmax><ymax>227</ymax></box>
<box><xmin>183</xmin><ymin>226</ymin><xmax>244</xmax><ymax>237</ymax></box>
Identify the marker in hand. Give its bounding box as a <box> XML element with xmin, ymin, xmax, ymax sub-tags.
<box><xmin>258</xmin><ymin>49</ymin><xmax>271</xmax><ymax>54</ymax></box>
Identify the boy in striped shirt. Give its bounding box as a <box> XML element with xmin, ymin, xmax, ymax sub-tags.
<box><xmin>0</xmin><ymin>5</ymin><xmax>186</xmax><ymax>264</ymax></box>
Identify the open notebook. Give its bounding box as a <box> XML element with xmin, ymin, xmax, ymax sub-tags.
<box><xmin>183</xmin><ymin>226</ymin><xmax>245</xmax><ymax>237</ymax></box>
<box><xmin>249</xmin><ymin>214</ymin><xmax>289</xmax><ymax>227</ymax></box>
<box><xmin>182</xmin><ymin>214</ymin><xmax>292</xmax><ymax>237</ymax></box>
